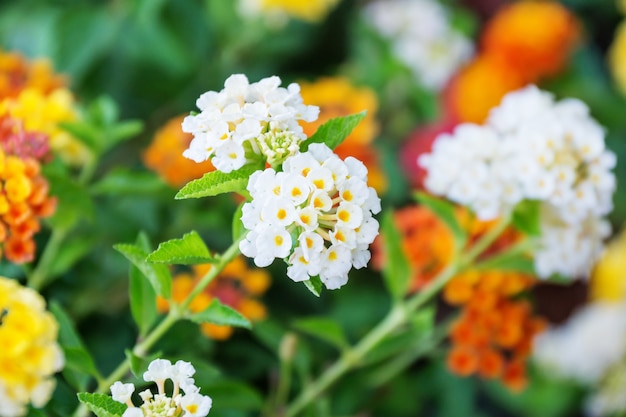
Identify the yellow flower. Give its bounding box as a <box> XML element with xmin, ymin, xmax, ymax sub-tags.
<box><xmin>609</xmin><ymin>21</ymin><xmax>626</xmax><ymax>97</ymax></box>
<box><xmin>298</xmin><ymin>76</ymin><xmax>387</xmax><ymax>193</ymax></box>
<box><xmin>0</xmin><ymin>51</ymin><xmax>65</xmax><ymax>99</ymax></box>
<box><xmin>240</xmin><ymin>0</ymin><xmax>340</xmax><ymax>25</ymax></box>
<box><xmin>157</xmin><ymin>256</ymin><xmax>271</xmax><ymax>340</ymax></box>
<box><xmin>1</xmin><ymin>88</ymin><xmax>91</xmax><ymax>166</ymax></box>
<box><xmin>0</xmin><ymin>277</ymin><xmax>64</xmax><ymax>416</ymax></box>
<box><xmin>590</xmin><ymin>227</ymin><xmax>626</xmax><ymax>302</ymax></box>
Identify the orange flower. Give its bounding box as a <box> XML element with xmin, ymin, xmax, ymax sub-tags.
<box><xmin>143</xmin><ymin>115</ymin><xmax>216</xmax><ymax>188</ymax></box>
<box><xmin>0</xmin><ymin>51</ymin><xmax>65</xmax><ymax>98</ymax></box>
<box><xmin>0</xmin><ymin>147</ymin><xmax>56</xmax><ymax>264</ymax></box>
<box><xmin>158</xmin><ymin>256</ymin><xmax>271</xmax><ymax>340</ymax></box>
<box><xmin>481</xmin><ymin>0</ymin><xmax>580</xmax><ymax>80</ymax></box>
<box><xmin>444</xmin><ymin>54</ymin><xmax>528</xmax><ymax>124</ymax></box>
<box><xmin>298</xmin><ymin>77</ymin><xmax>386</xmax><ymax>193</ymax></box>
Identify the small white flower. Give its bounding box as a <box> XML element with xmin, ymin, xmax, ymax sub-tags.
<box><xmin>122</xmin><ymin>408</ymin><xmax>143</xmax><ymax>417</ymax></box>
<box><xmin>110</xmin><ymin>381</ymin><xmax>135</xmax><ymax>404</ymax></box>
<box><xmin>180</xmin><ymin>392</ymin><xmax>213</xmax><ymax>417</ymax></box>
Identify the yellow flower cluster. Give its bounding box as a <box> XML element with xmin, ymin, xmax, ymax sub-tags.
<box><xmin>0</xmin><ymin>87</ymin><xmax>91</xmax><ymax>166</ymax></box>
<box><xmin>0</xmin><ymin>277</ymin><xmax>64</xmax><ymax>417</ymax></box>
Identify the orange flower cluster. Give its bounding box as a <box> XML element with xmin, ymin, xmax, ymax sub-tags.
<box><xmin>373</xmin><ymin>204</ymin><xmax>544</xmax><ymax>391</ymax></box>
<box><xmin>445</xmin><ymin>0</ymin><xmax>580</xmax><ymax>123</ymax></box>
<box><xmin>445</xmin><ymin>270</ymin><xmax>547</xmax><ymax>391</ymax></box>
<box><xmin>143</xmin><ymin>115</ymin><xmax>216</xmax><ymax>188</ymax></box>
<box><xmin>0</xmin><ymin>51</ymin><xmax>65</xmax><ymax>98</ymax></box>
<box><xmin>0</xmin><ymin>147</ymin><xmax>56</xmax><ymax>263</ymax></box>
<box><xmin>157</xmin><ymin>256</ymin><xmax>270</xmax><ymax>340</ymax></box>
<box><xmin>299</xmin><ymin>77</ymin><xmax>387</xmax><ymax>193</ymax></box>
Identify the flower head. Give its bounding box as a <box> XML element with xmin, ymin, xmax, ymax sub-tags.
<box><xmin>182</xmin><ymin>74</ymin><xmax>319</xmax><ymax>172</ymax></box>
<box><xmin>110</xmin><ymin>358</ymin><xmax>212</xmax><ymax>417</ymax></box>
<box><xmin>0</xmin><ymin>51</ymin><xmax>65</xmax><ymax>98</ymax></box>
<box><xmin>362</xmin><ymin>0</ymin><xmax>473</xmax><ymax>91</ymax></box>
<box><xmin>0</xmin><ymin>277</ymin><xmax>64</xmax><ymax>417</ymax></box>
<box><xmin>239</xmin><ymin>143</ymin><xmax>381</xmax><ymax>290</ymax></box>
<box><xmin>421</xmin><ymin>85</ymin><xmax>616</xmax><ymax>279</ymax></box>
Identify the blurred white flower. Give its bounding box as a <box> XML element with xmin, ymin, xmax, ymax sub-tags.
<box><xmin>239</xmin><ymin>143</ymin><xmax>381</xmax><ymax>289</ymax></box>
<box><xmin>362</xmin><ymin>0</ymin><xmax>473</xmax><ymax>90</ymax></box>
<box><xmin>183</xmin><ymin>74</ymin><xmax>319</xmax><ymax>172</ymax></box>
<box><xmin>420</xmin><ymin>85</ymin><xmax>616</xmax><ymax>280</ymax></box>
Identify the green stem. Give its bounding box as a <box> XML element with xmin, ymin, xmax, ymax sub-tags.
<box><xmin>71</xmin><ymin>236</ymin><xmax>243</xmax><ymax>417</ymax></box>
<box><xmin>284</xmin><ymin>215</ymin><xmax>513</xmax><ymax>416</ymax></box>
<box><xmin>28</xmin><ymin>228</ymin><xmax>68</xmax><ymax>291</ymax></box>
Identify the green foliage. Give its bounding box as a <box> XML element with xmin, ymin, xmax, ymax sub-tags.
<box><xmin>91</xmin><ymin>168</ymin><xmax>169</xmax><ymax>196</ymax></box>
<box><xmin>300</xmin><ymin>112</ymin><xmax>367</xmax><ymax>151</ymax></box>
<box><xmin>380</xmin><ymin>210</ymin><xmax>412</xmax><ymax>300</ymax></box>
<box><xmin>175</xmin><ymin>163</ymin><xmax>263</xmax><ymax>200</ymax></box>
<box><xmin>303</xmin><ymin>275</ymin><xmax>324</xmax><ymax>297</ymax></box>
<box><xmin>415</xmin><ymin>191</ymin><xmax>467</xmax><ymax>249</ymax></box>
<box><xmin>146</xmin><ymin>230</ymin><xmax>216</xmax><ymax>265</ymax></box>
<box><xmin>113</xmin><ymin>242</ymin><xmax>172</xmax><ymax>298</ymax></box>
<box><xmin>189</xmin><ymin>299</ymin><xmax>251</xmax><ymax>329</ymax></box>
<box><xmin>76</xmin><ymin>393</ymin><xmax>125</xmax><ymax>417</ymax></box>
<box><xmin>511</xmin><ymin>200</ymin><xmax>542</xmax><ymax>237</ymax></box>
<box><xmin>291</xmin><ymin>316</ymin><xmax>349</xmax><ymax>350</ymax></box>
<box><xmin>128</xmin><ymin>233</ymin><xmax>158</xmax><ymax>336</ymax></box>
<box><xmin>45</xmin><ymin>170</ymin><xmax>94</xmax><ymax>230</ymax></box>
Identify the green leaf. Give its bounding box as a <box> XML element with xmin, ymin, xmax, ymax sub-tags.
<box><xmin>232</xmin><ymin>202</ymin><xmax>245</xmax><ymax>242</ymax></box>
<box><xmin>512</xmin><ymin>200</ymin><xmax>542</xmax><ymax>236</ymax></box>
<box><xmin>58</xmin><ymin>121</ymin><xmax>100</xmax><ymax>151</ymax></box>
<box><xmin>50</xmin><ymin>302</ymin><xmax>99</xmax><ymax>391</ymax></box>
<box><xmin>300</xmin><ymin>112</ymin><xmax>367</xmax><ymax>151</ymax></box>
<box><xmin>175</xmin><ymin>164</ymin><xmax>262</xmax><ymax>199</ymax></box>
<box><xmin>203</xmin><ymin>380</ymin><xmax>263</xmax><ymax>411</ymax></box>
<box><xmin>146</xmin><ymin>231</ymin><xmax>216</xmax><ymax>265</ymax></box>
<box><xmin>129</xmin><ymin>255</ymin><xmax>158</xmax><ymax>336</ymax></box>
<box><xmin>189</xmin><ymin>299</ymin><xmax>251</xmax><ymax>329</ymax></box>
<box><xmin>45</xmin><ymin>171</ymin><xmax>94</xmax><ymax>230</ymax></box>
<box><xmin>292</xmin><ymin>316</ymin><xmax>348</xmax><ymax>350</ymax></box>
<box><xmin>48</xmin><ymin>235</ymin><xmax>97</xmax><ymax>278</ymax></box>
<box><xmin>380</xmin><ymin>210</ymin><xmax>413</xmax><ymax>299</ymax></box>
<box><xmin>474</xmin><ymin>249</ymin><xmax>536</xmax><ymax>275</ymax></box>
<box><xmin>77</xmin><ymin>392</ymin><xmax>125</xmax><ymax>417</ymax></box>
<box><xmin>113</xmin><ymin>243</ymin><xmax>172</xmax><ymax>298</ymax></box>
<box><xmin>91</xmin><ymin>168</ymin><xmax>168</xmax><ymax>196</ymax></box>
<box><xmin>109</xmin><ymin>120</ymin><xmax>143</xmax><ymax>144</ymax></box>
<box><xmin>415</xmin><ymin>191</ymin><xmax>467</xmax><ymax>249</ymax></box>
<box><xmin>303</xmin><ymin>275</ymin><xmax>323</xmax><ymax>297</ymax></box>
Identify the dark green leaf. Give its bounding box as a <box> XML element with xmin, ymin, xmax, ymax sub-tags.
<box><xmin>91</xmin><ymin>168</ymin><xmax>168</xmax><ymax>196</ymax></box>
<box><xmin>113</xmin><ymin>243</ymin><xmax>172</xmax><ymax>298</ymax></box>
<box><xmin>415</xmin><ymin>191</ymin><xmax>467</xmax><ymax>249</ymax></box>
<box><xmin>203</xmin><ymin>380</ymin><xmax>263</xmax><ymax>411</ymax></box>
<box><xmin>292</xmin><ymin>316</ymin><xmax>348</xmax><ymax>350</ymax></box>
<box><xmin>62</xmin><ymin>347</ymin><xmax>101</xmax><ymax>380</ymax></box>
<box><xmin>302</xmin><ymin>275</ymin><xmax>323</xmax><ymax>297</ymax></box>
<box><xmin>175</xmin><ymin>164</ymin><xmax>262</xmax><ymax>199</ymax></box>
<box><xmin>46</xmin><ymin>172</ymin><xmax>94</xmax><ymax>230</ymax></box>
<box><xmin>380</xmin><ymin>211</ymin><xmax>412</xmax><ymax>299</ymax></box>
<box><xmin>189</xmin><ymin>299</ymin><xmax>251</xmax><ymax>329</ymax></box>
<box><xmin>512</xmin><ymin>200</ymin><xmax>542</xmax><ymax>236</ymax></box>
<box><xmin>124</xmin><ymin>349</ymin><xmax>162</xmax><ymax>380</ymax></box>
<box><xmin>300</xmin><ymin>112</ymin><xmax>367</xmax><ymax>151</ymax></box>
<box><xmin>146</xmin><ymin>231</ymin><xmax>216</xmax><ymax>265</ymax></box>
<box><xmin>77</xmin><ymin>393</ymin><xmax>125</xmax><ymax>417</ymax></box>
<box><xmin>48</xmin><ymin>236</ymin><xmax>97</xmax><ymax>278</ymax></box>
<box><xmin>129</xmin><ymin>258</ymin><xmax>158</xmax><ymax>336</ymax></box>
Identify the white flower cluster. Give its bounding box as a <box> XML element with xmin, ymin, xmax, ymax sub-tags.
<box><xmin>533</xmin><ymin>302</ymin><xmax>626</xmax><ymax>417</ymax></box>
<box><xmin>239</xmin><ymin>143</ymin><xmax>381</xmax><ymax>290</ymax></box>
<box><xmin>110</xmin><ymin>359</ymin><xmax>212</xmax><ymax>417</ymax></box>
<box><xmin>419</xmin><ymin>85</ymin><xmax>616</xmax><ymax>279</ymax></box>
<box><xmin>362</xmin><ymin>0</ymin><xmax>473</xmax><ymax>90</ymax></box>
<box><xmin>182</xmin><ymin>74</ymin><xmax>319</xmax><ymax>172</ymax></box>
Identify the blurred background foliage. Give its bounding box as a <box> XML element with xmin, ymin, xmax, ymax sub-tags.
<box><xmin>1</xmin><ymin>0</ymin><xmax>626</xmax><ymax>416</ymax></box>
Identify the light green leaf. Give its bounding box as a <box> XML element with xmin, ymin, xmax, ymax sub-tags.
<box><xmin>125</xmin><ymin>349</ymin><xmax>162</xmax><ymax>380</ymax></box>
<box><xmin>415</xmin><ymin>191</ymin><xmax>467</xmax><ymax>249</ymax></box>
<box><xmin>300</xmin><ymin>112</ymin><xmax>366</xmax><ymax>151</ymax></box>
<box><xmin>58</xmin><ymin>121</ymin><xmax>100</xmax><ymax>151</ymax></box>
<box><xmin>303</xmin><ymin>275</ymin><xmax>323</xmax><ymax>297</ymax></box>
<box><xmin>129</xmin><ymin>256</ymin><xmax>158</xmax><ymax>337</ymax></box>
<box><xmin>232</xmin><ymin>202</ymin><xmax>245</xmax><ymax>243</ymax></box>
<box><xmin>146</xmin><ymin>231</ymin><xmax>216</xmax><ymax>265</ymax></box>
<box><xmin>175</xmin><ymin>164</ymin><xmax>262</xmax><ymax>199</ymax></box>
<box><xmin>113</xmin><ymin>243</ymin><xmax>172</xmax><ymax>298</ymax></box>
<box><xmin>189</xmin><ymin>299</ymin><xmax>251</xmax><ymax>329</ymax></box>
<box><xmin>109</xmin><ymin>120</ymin><xmax>143</xmax><ymax>144</ymax></box>
<box><xmin>381</xmin><ymin>210</ymin><xmax>412</xmax><ymax>300</ymax></box>
<box><xmin>475</xmin><ymin>250</ymin><xmax>536</xmax><ymax>275</ymax></box>
<box><xmin>512</xmin><ymin>200</ymin><xmax>542</xmax><ymax>237</ymax></box>
<box><xmin>62</xmin><ymin>346</ymin><xmax>101</xmax><ymax>380</ymax></box>
<box><xmin>292</xmin><ymin>317</ymin><xmax>348</xmax><ymax>350</ymax></box>
<box><xmin>77</xmin><ymin>392</ymin><xmax>125</xmax><ymax>417</ymax></box>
